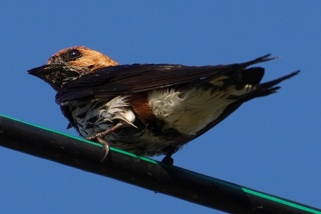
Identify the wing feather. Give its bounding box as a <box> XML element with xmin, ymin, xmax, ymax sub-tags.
<box><xmin>56</xmin><ymin>55</ymin><xmax>273</xmax><ymax>105</ymax></box>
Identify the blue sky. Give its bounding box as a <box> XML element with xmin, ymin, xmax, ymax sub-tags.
<box><xmin>1</xmin><ymin>1</ymin><xmax>321</xmax><ymax>213</ymax></box>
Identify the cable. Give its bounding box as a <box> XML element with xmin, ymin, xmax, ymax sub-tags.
<box><xmin>0</xmin><ymin>115</ymin><xmax>320</xmax><ymax>214</ymax></box>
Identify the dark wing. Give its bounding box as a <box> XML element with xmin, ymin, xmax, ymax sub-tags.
<box><xmin>56</xmin><ymin>54</ymin><xmax>274</xmax><ymax>105</ymax></box>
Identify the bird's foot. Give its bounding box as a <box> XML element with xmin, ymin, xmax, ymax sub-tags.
<box><xmin>162</xmin><ymin>154</ymin><xmax>174</xmax><ymax>165</ymax></box>
<box><xmin>86</xmin><ymin>136</ymin><xmax>110</xmax><ymax>161</ymax></box>
<box><xmin>97</xmin><ymin>137</ymin><xmax>110</xmax><ymax>161</ymax></box>
<box><xmin>87</xmin><ymin>122</ymin><xmax>123</xmax><ymax>140</ymax></box>
<box><xmin>86</xmin><ymin>122</ymin><xmax>124</xmax><ymax>161</ymax></box>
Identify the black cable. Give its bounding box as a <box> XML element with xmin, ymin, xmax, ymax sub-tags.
<box><xmin>0</xmin><ymin>115</ymin><xmax>320</xmax><ymax>214</ymax></box>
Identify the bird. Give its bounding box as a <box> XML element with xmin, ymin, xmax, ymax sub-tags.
<box><xmin>28</xmin><ymin>46</ymin><xmax>299</xmax><ymax>164</ymax></box>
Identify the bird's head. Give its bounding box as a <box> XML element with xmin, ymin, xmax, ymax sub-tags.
<box><xmin>28</xmin><ymin>46</ymin><xmax>118</xmax><ymax>90</ymax></box>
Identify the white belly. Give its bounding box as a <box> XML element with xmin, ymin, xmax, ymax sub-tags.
<box><xmin>70</xmin><ymin>96</ymin><xmax>136</xmax><ymax>138</ymax></box>
<box><xmin>148</xmin><ymin>85</ymin><xmax>252</xmax><ymax>135</ymax></box>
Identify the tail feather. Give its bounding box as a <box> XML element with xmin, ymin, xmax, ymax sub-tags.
<box><xmin>248</xmin><ymin>70</ymin><xmax>300</xmax><ymax>100</ymax></box>
<box><xmin>221</xmin><ymin>54</ymin><xmax>277</xmax><ymax>87</ymax></box>
<box><xmin>240</xmin><ymin>54</ymin><xmax>277</xmax><ymax>68</ymax></box>
<box><xmin>260</xmin><ymin>70</ymin><xmax>300</xmax><ymax>89</ymax></box>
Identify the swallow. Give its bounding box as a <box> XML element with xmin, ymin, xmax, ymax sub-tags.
<box><xmin>28</xmin><ymin>46</ymin><xmax>299</xmax><ymax>164</ymax></box>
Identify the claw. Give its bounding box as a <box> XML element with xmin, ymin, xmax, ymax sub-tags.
<box><xmin>97</xmin><ymin>137</ymin><xmax>110</xmax><ymax>161</ymax></box>
<box><xmin>86</xmin><ymin>136</ymin><xmax>110</xmax><ymax>161</ymax></box>
<box><xmin>86</xmin><ymin>122</ymin><xmax>123</xmax><ymax>161</ymax></box>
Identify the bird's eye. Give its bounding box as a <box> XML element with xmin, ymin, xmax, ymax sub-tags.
<box><xmin>65</xmin><ymin>49</ymin><xmax>82</xmax><ymax>61</ymax></box>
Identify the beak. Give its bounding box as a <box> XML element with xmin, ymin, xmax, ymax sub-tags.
<box><xmin>28</xmin><ymin>64</ymin><xmax>80</xmax><ymax>91</ymax></box>
<box><xmin>28</xmin><ymin>64</ymin><xmax>54</xmax><ymax>78</ymax></box>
